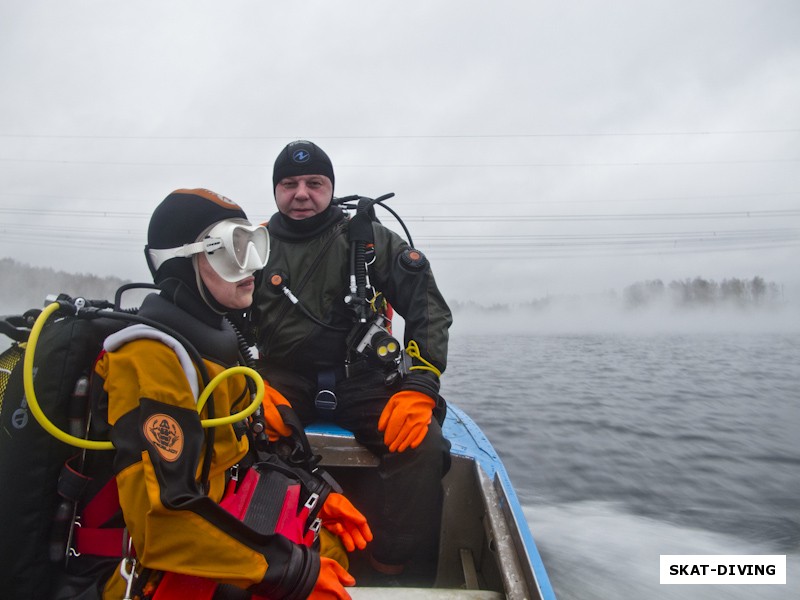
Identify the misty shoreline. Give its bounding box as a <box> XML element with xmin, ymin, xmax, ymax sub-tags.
<box><xmin>449</xmin><ymin>300</ymin><xmax>800</xmax><ymax>335</ymax></box>
<box><xmin>3</xmin><ymin>257</ymin><xmax>797</xmax><ymax>335</ymax></box>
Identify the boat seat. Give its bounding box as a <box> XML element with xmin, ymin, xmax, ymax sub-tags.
<box><xmin>305</xmin><ymin>422</ymin><xmax>380</xmax><ymax>467</ymax></box>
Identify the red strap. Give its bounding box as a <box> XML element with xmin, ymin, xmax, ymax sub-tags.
<box><xmin>219</xmin><ymin>466</ymin><xmax>260</xmax><ymax>518</ymax></box>
<box><xmin>74</xmin><ymin>526</ymin><xmax>128</xmax><ymax>558</ymax></box>
<box><xmin>275</xmin><ymin>484</ymin><xmax>312</xmax><ymax>546</ymax></box>
<box><xmin>74</xmin><ymin>477</ymin><xmax>129</xmax><ymax>558</ymax></box>
<box><xmin>150</xmin><ymin>572</ymin><xmax>218</xmax><ymax>600</ymax></box>
<box><xmin>154</xmin><ymin>469</ymin><xmax>262</xmax><ymax>600</ymax></box>
<box><xmin>82</xmin><ymin>477</ymin><xmax>121</xmax><ymax>527</ymax></box>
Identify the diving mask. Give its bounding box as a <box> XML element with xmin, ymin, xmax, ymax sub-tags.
<box><xmin>148</xmin><ymin>219</ymin><xmax>270</xmax><ymax>282</ymax></box>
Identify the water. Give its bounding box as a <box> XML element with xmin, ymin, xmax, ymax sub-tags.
<box><xmin>441</xmin><ymin>325</ymin><xmax>800</xmax><ymax>599</ymax></box>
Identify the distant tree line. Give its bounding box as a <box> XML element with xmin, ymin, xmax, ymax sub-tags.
<box><xmin>622</xmin><ymin>276</ymin><xmax>783</xmax><ymax>309</ymax></box>
<box><xmin>1</xmin><ymin>257</ymin><xmax>785</xmax><ymax>317</ymax></box>
<box><xmin>0</xmin><ymin>258</ymin><xmax>131</xmax><ymax>314</ymax></box>
<box><xmin>448</xmin><ymin>275</ymin><xmax>785</xmax><ymax>314</ymax></box>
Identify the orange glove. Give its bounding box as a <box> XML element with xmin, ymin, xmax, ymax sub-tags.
<box><xmin>377</xmin><ymin>390</ymin><xmax>436</xmax><ymax>453</ymax></box>
<box><xmin>320</xmin><ymin>493</ymin><xmax>373</xmax><ymax>552</ymax></box>
<box><xmin>260</xmin><ymin>383</ymin><xmax>292</xmax><ymax>441</ymax></box>
<box><xmin>309</xmin><ymin>556</ymin><xmax>355</xmax><ymax>600</ymax></box>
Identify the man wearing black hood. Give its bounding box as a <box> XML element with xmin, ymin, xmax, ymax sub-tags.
<box><xmin>94</xmin><ymin>189</ymin><xmax>367</xmax><ymax>599</ymax></box>
<box><xmin>253</xmin><ymin>142</ymin><xmax>453</xmax><ymax>584</ymax></box>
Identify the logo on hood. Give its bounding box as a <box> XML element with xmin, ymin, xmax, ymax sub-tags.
<box><xmin>292</xmin><ymin>149</ymin><xmax>311</xmax><ymax>163</ymax></box>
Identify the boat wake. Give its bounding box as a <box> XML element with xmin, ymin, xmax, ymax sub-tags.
<box><xmin>524</xmin><ymin>502</ymin><xmax>797</xmax><ymax>600</ymax></box>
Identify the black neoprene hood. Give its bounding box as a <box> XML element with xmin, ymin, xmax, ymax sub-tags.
<box><xmin>272</xmin><ymin>140</ymin><xmax>335</xmax><ymax>192</ymax></box>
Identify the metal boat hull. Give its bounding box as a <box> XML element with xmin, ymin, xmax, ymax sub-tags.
<box><xmin>306</xmin><ymin>404</ymin><xmax>557</xmax><ymax>599</ymax></box>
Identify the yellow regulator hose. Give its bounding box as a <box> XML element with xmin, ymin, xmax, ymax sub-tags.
<box><xmin>23</xmin><ymin>302</ymin><xmax>264</xmax><ymax>450</ymax></box>
<box><xmin>196</xmin><ymin>367</ymin><xmax>264</xmax><ymax>429</ymax></box>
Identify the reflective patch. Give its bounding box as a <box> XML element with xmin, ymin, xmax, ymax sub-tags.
<box><xmin>143</xmin><ymin>414</ymin><xmax>184</xmax><ymax>462</ymax></box>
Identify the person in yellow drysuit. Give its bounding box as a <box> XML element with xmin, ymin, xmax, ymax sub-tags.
<box><xmin>94</xmin><ymin>189</ymin><xmax>371</xmax><ymax>599</ymax></box>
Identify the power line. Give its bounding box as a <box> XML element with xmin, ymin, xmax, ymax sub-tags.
<box><xmin>1</xmin><ymin>129</ymin><xmax>799</xmax><ymax>140</ymax></box>
<box><xmin>425</xmin><ymin>236</ymin><xmax>799</xmax><ymax>252</ymax></box>
<box><xmin>1</xmin><ymin>207</ymin><xmax>797</xmax><ymax>223</ymax></box>
<box><xmin>0</xmin><ymin>157</ymin><xmax>263</xmax><ymax>168</ymax></box>
<box><xmin>393</xmin><ymin>191</ymin><xmax>800</xmax><ymax>206</ymax></box>
<box><xmin>1</xmin><ymin>224</ymin><xmax>797</xmax><ymax>259</ymax></box>
<box><xmin>417</xmin><ymin>228</ymin><xmax>800</xmax><ymax>242</ymax></box>
<box><xmin>403</xmin><ymin>209</ymin><xmax>800</xmax><ymax>222</ymax></box>
<box><xmin>0</xmin><ymin>207</ymin><xmax>150</xmax><ymax>219</ymax></box>
<box><xmin>430</xmin><ymin>241</ymin><xmax>800</xmax><ymax>261</ymax></box>
<box><xmin>2</xmin><ymin>190</ymin><xmax>799</xmax><ymax>208</ymax></box>
<box><xmin>350</xmin><ymin>159</ymin><xmax>800</xmax><ymax>168</ymax></box>
<box><xmin>5</xmin><ymin>223</ymin><xmax>795</xmax><ymax>242</ymax></box>
<box><xmin>1</xmin><ymin>157</ymin><xmax>799</xmax><ymax>168</ymax></box>
<box><xmin>2</xmin><ymin>236</ymin><xmax>796</xmax><ymax>257</ymax></box>
<box><xmin>425</xmin><ymin>230</ymin><xmax>800</xmax><ymax>259</ymax></box>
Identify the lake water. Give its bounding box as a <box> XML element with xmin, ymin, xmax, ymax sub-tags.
<box><xmin>441</xmin><ymin>313</ymin><xmax>799</xmax><ymax>599</ymax></box>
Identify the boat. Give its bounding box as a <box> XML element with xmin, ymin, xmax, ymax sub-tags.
<box><xmin>306</xmin><ymin>404</ymin><xmax>558</xmax><ymax>599</ymax></box>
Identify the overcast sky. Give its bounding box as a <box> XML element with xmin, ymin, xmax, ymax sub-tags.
<box><xmin>1</xmin><ymin>0</ymin><xmax>798</xmax><ymax>305</ymax></box>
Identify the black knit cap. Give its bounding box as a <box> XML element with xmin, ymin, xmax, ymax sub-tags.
<box><xmin>272</xmin><ymin>140</ymin><xmax>335</xmax><ymax>193</ymax></box>
<box><xmin>147</xmin><ymin>188</ymin><xmax>248</xmax><ymax>284</ymax></box>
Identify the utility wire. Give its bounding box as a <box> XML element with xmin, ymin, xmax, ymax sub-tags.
<box><xmin>403</xmin><ymin>209</ymin><xmax>800</xmax><ymax>222</ymax></box>
<box><xmin>1</xmin><ymin>129</ymin><xmax>799</xmax><ymax>140</ymax></box>
<box><xmin>1</xmin><ymin>206</ymin><xmax>797</xmax><ymax>222</ymax></box>
<box><xmin>2</xmin><ymin>224</ymin><xmax>797</xmax><ymax>258</ymax></box>
<box><xmin>1</xmin><ymin>157</ymin><xmax>799</xmax><ymax>168</ymax></box>
<box><xmin>2</xmin><ymin>190</ymin><xmax>798</xmax><ymax>208</ymax></box>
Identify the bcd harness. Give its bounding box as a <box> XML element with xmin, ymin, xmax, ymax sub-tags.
<box><xmin>265</xmin><ymin>193</ymin><xmax>441</xmax><ymax>414</ymax></box>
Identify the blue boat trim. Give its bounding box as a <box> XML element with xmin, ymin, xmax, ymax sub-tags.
<box><xmin>443</xmin><ymin>404</ymin><xmax>557</xmax><ymax>600</ymax></box>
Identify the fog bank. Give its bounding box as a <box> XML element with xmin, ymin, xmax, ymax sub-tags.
<box><xmin>449</xmin><ymin>296</ymin><xmax>800</xmax><ymax>336</ymax></box>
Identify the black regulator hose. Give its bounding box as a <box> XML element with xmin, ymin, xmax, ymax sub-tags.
<box><xmin>353</xmin><ymin>240</ymin><xmax>368</xmax><ymax>310</ymax></box>
<box><xmin>227</xmin><ymin>317</ymin><xmax>269</xmax><ymax>446</ymax></box>
<box><xmin>268</xmin><ymin>271</ymin><xmax>348</xmax><ymax>333</ymax></box>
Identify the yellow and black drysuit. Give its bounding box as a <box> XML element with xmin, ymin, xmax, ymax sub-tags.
<box><xmin>96</xmin><ymin>291</ymin><xmax>318</xmax><ymax>599</ymax></box>
<box><xmin>253</xmin><ymin>205</ymin><xmax>453</xmax><ymax>573</ymax></box>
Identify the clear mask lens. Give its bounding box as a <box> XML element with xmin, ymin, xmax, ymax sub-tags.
<box><xmin>231</xmin><ymin>225</ymin><xmax>269</xmax><ymax>268</ymax></box>
<box><xmin>204</xmin><ymin>220</ymin><xmax>270</xmax><ymax>282</ymax></box>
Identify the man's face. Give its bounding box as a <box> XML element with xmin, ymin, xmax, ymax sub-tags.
<box><xmin>274</xmin><ymin>174</ymin><xmax>333</xmax><ymax>220</ymax></box>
